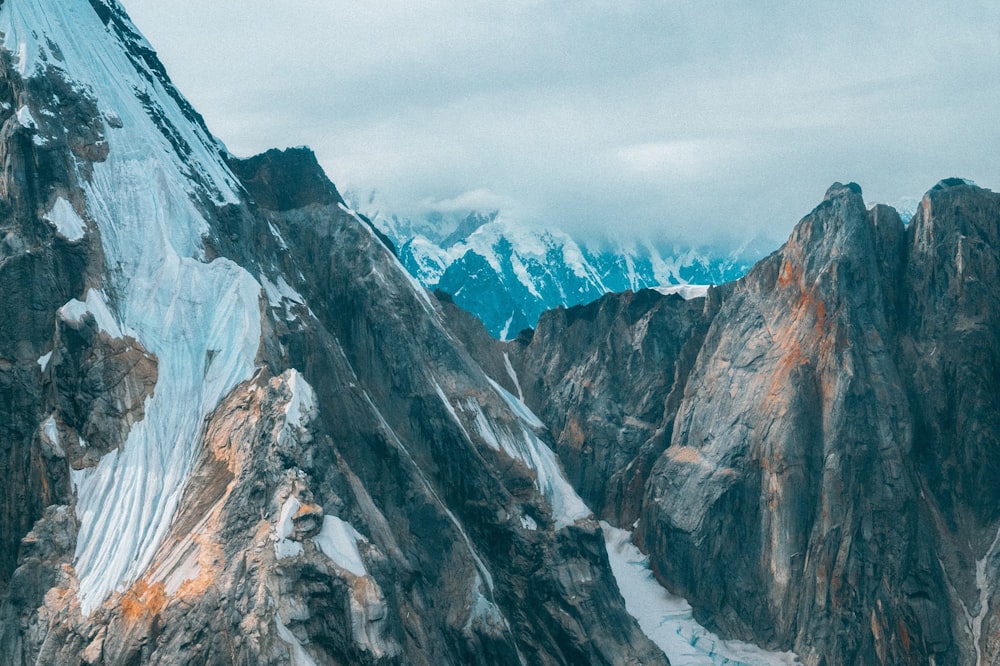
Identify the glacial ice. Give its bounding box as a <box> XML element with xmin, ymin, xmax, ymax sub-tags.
<box><xmin>1</xmin><ymin>0</ymin><xmax>262</xmax><ymax>614</ymax></box>
<box><xmin>972</xmin><ymin>526</ymin><xmax>1000</xmax><ymax>665</ymax></box>
<box><xmin>487</xmin><ymin>376</ymin><xmax>544</xmax><ymax>428</ymax></box>
<box><xmin>602</xmin><ymin>522</ymin><xmax>800</xmax><ymax>666</ymax></box>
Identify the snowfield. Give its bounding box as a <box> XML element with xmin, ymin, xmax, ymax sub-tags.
<box><xmin>2</xmin><ymin>0</ymin><xmax>261</xmax><ymax>614</ymax></box>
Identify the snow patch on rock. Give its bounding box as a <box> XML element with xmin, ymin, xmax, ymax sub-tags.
<box><xmin>15</xmin><ymin>104</ymin><xmax>36</xmax><ymax>128</ymax></box>
<box><xmin>275</xmin><ymin>617</ymin><xmax>319</xmax><ymax>666</ymax></box>
<box><xmin>502</xmin><ymin>352</ymin><xmax>524</xmax><ymax>401</ymax></box>
<box><xmin>464</xmin><ymin>381</ymin><xmax>590</xmax><ymax>529</ymax></box>
<box><xmin>261</xmin><ymin>275</ymin><xmax>312</xmax><ymax>322</ymax></box>
<box><xmin>40</xmin><ymin>415</ymin><xmax>65</xmax><ymax>458</ymax></box>
<box><xmin>44</xmin><ymin>197</ymin><xmax>87</xmax><ymax>241</ymax></box>
<box><xmin>653</xmin><ymin>284</ymin><xmax>710</xmax><ymax>300</ymax></box>
<box><xmin>59</xmin><ymin>289</ymin><xmax>124</xmax><ymax>338</ymax></box>
<box><xmin>279</xmin><ymin>370</ymin><xmax>317</xmax><ymax>449</ymax></box>
<box><xmin>274</xmin><ymin>496</ymin><xmax>304</xmax><ymax>560</ymax></box>
<box><xmin>314</xmin><ymin>516</ymin><xmax>367</xmax><ymax>577</ymax></box>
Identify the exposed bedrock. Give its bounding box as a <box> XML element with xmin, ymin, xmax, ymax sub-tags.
<box><xmin>492</xmin><ymin>180</ymin><xmax>1000</xmax><ymax>665</ymax></box>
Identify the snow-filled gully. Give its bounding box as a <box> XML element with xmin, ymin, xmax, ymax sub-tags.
<box><xmin>440</xmin><ymin>372</ymin><xmax>800</xmax><ymax>665</ymax></box>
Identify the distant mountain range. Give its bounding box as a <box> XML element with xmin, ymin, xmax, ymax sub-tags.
<box><xmin>363</xmin><ymin>205</ymin><xmax>776</xmax><ymax>338</ymax></box>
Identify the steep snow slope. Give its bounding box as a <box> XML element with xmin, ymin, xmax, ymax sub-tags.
<box><xmin>1</xmin><ymin>0</ymin><xmax>261</xmax><ymax>613</ymax></box>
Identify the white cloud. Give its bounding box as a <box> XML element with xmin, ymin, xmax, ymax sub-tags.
<box><xmin>616</xmin><ymin>140</ymin><xmax>744</xmax><ymax>179</ymax></box>
<box><xmin>120</xmin><ymin>0</ymin><xmax>1000</xmax><ymax>241</ymax></box>
<box><xmin>421</xmin><ymin>189</ymin><xmax>509</xmax><ymax>214</ymax></box>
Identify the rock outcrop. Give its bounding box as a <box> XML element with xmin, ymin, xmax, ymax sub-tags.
<box><xmin>495</xmin><ymin>180</ymin><xmax>1000</xmax><ymax>665</ymax></box>
<box><xmin>228</xmin><ymin>147</ymin><xmax>345</xmax><ymax>212</ymax></box>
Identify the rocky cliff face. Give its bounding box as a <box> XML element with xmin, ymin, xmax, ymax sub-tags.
<box><xmin>0</xmin><ymin>2</ymin><xmax>668</xmax><ymax>664</ymax></box>
<box><xmin>492</xmin><ymin>180</ymin><xmax>1000</xmax><ymax>665</ymax></box>
<box><xmin>511</xmin><ymin>289</ymin><xmax>714</xmax><ymax>527</ymax></box>
<box><xmin>642</xmin><ymin>184</ymin><xmax>938</xmax><ymax>664</ymax></box>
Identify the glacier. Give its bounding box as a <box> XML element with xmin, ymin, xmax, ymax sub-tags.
<box><xmin>602</xmin><ymin>522</ymin><xmax>801</xmax><ymax>666</ymax></box>
<box><xmin>1</xmin><ymin>0</ymin><xmax>262</xmax><ymax>614</ymax></box>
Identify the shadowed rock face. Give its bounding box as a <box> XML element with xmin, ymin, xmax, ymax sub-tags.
<box><xmin>513</xmin><ymin>289</ymin><xmax>716</xmax><ymax>526</ymax></box>
<box><xmin>228</xmin><ymin>147</ymin><xmax>345</xmax><ymax>212</ymax></box>
<box><xmin>501</xmin><ymin>180</ymin><xmax>1000</xmax><ymax>665</ymax></box>
<box><xmin>438</xmin><ymin>286</ymin><xmax>720</xmax><ymax>529</ymax></box>
<box><xmin>904</xmin><ymin>183</ymin><xmax>1000</xmax><ymax>527</ymax></box>
<box><xmin>0</xmin><ymin>47</ymin><xmax>96</xmax><ymax>591</ymax></box>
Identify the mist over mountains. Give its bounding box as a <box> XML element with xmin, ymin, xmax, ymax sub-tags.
<box><xmin>363</xmin><ymin>200</ymin><xmax>773</xmax><ymax>337</ymax></box>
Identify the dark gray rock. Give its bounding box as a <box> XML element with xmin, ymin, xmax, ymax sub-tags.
<box><xmin>228</xmin><ymin>147</ymin><xmax>345</xmax><ymax>212</ymax></box>
<box><xmin>512</xmin><ymin>289</ymin><xmax>715</xmax><ymax>526</ymax></box>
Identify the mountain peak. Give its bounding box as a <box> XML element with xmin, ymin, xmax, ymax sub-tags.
<box><xmin>229</xmin><ymin>147</ymin><xmax>344</xmax><ymax>212</ymax></box>
<box><xmin>931</xmin><ymin>176</ymin><xmax>977</xmax><ymax>191</ymax></box>
<box><xmin>823</xmin><ymin>181</ymin><xmax>863</xmax><ymax>201</ymax></box>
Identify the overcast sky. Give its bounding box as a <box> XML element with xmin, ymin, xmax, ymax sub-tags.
<box><xmin>119</xmin><ymin>0</ymin><xmax>1000</xmax><ymax>243</ymax></box>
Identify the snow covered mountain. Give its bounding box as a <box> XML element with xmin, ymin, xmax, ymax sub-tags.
<box><xmin>370</xmin><ymin>207</ymin><xmax>772</xmax><ymax>338</ymax></box>
<box><xmin>0</xmin><ymin>1</ymin><xmax>785</xmax><ymax>664</ymax></box>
